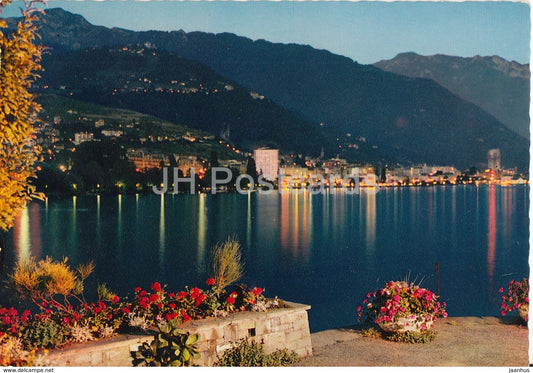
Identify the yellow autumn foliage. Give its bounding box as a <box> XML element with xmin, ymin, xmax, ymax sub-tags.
<box><xmin>8</xmin><ymin>256</ymin><xmax>94</xmax><ymax>308</ymax></box>
<box><xmin>0</xmin><ymin>0</ymin><xmax>46</xmax><ymax>232</ymax></box>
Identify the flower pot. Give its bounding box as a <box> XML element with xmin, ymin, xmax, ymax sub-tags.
<box><xmin>378</xmin><ymin>314</ymin><xmax>434</xmax><ymax>333</ymax></box>
<box><xmin>518</xmin><ymin>304</ymin><xmax>529</xmax><ymax>323</ymax></box>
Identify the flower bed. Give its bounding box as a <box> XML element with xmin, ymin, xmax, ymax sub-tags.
<box><xmin>44</xmin><ymin>301</ymin><xmax>312</xmax><ymax>367</ymax></box>
<box><xmin>0</xmin><ymin>255</ymin><xmax>311</xmax><ymax>366</ymax></box>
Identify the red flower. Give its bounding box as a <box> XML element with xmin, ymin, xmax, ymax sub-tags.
<box><xmin>122</xmin><ymin>307</ymin><xmax>131</xmax><ymax>314</ymax></box>
<box><xmin>140</xmin><ymin>297</ymin><xmax>150</xmax><ymax>309</ymax></box>
<box><xmin>191</xmin><ymin>287</ymin><xmax>201</xmax><ymax>299</ymax></box>
<box><xmin>165</xmin><ymin>313</ymin><xmax>173</xmax><ymax>321</ymax></box>
<box><xmin>151</xmin><ymin>282</ymin><xmax>162</xmax><ymax>292</ymax></box>
<box><xmin>168</xmin><ymin>303</ymin><xmax>176</xmax><ymax>309</ymax></box>
<box><xmin>181</xmin><ymin>309</ymin><xmax>191</xmax><ymax>322</ymax></box>
<box><xmin>177</xmin><ymin>291</ymin><xmax>188</xmax><ymax>299</ymax></box>
<box><xmin>206</xmin><ymin>278</ymin><xmax>216</xmax><ymax>286</ymax></box>
<box><xmin>150</xmin><ymin>294</ymin><xmax>159</xmax><ymax>303</ymax></box>
<box><xmin>112</xmin><ymin>295</ymin><xmax>120</xmax><ymax>303</ymax></box>
<box><xmin>226</xmin><ymin>297</ymin><xmax>235</xmax><ymax>305</ymax></box>
<box><xmin>169</xmin><ymin>293</ymin><xmax>175</xmax><ymax>298</ymax></box>
<box><xmin>195</xmin><ymin>293</ymin><xmax>207</xmax><ymax>306</ymax></box>
<box><xmin>94</xmin><ymin>307</ymin><xmax>102</xmax><ymax>314</ymax></box>
<box><xmin>499</xmin><ymin>287</ymin><xmax>504</xmax><ymax>293</ymax></box>
<box><xmin>252</xmin><ymin>287</ymin><xmax>263</xmax><ymax>296</ymax></box>
<box><xmin>140</xmin><ymin>290</ymin><xmax>147</xmax><ymax>297</ymax></box>
<box><xmin>134</xmin><ymin>287</ymin><xmax>142</xmax><ymax>292</ymax></box>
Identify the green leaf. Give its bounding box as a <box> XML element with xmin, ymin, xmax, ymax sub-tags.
<box><xmin>181</xmin><ymin>348</ymin><xmax>191</xmax><ymax>361</ymax></box>
<box><xmin>186</xmin><ymin>333</ymin><xmax>199</xmax><ymax>345</ymax></box>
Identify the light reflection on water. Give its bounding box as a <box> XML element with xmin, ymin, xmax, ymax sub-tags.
<box><xmin>4</xmin><ymin>185</ymin><xmax>529</xmax><ymax>332</ymax></box>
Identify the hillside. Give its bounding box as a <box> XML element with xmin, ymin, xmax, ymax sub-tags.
<box><xmin>374</xmin><ymin>52</ymin><xmax>530</xmax><ymax>139</ymax></box>
<box><xmin>36</xmin><ymin>93</ymin><xmax>242</xmax><ymax>160</ymax></box>
<box><xmin>8</xmin><ymin>8</ymin><xmax>529</xmax><ymax>170</ymax></box>
<box><xmin>36</xmin><ymin>46</ymin><xmax>333</xmax><ymax>158</ymax></box>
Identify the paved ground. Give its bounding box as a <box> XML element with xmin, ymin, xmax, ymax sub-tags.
<box><xmin>295</xmin><ymin>316</ymin><xmax>529</xmax><ymax>366</ymax></box>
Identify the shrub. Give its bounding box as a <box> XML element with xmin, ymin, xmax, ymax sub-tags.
<box><xmin>21</xmin><ymin>318</ymin><xmax>67</xmax><ymax>349</ymax></box>
<box><xmin>386</xmin><ymin>329</ymin><xmax>438</xmax><ymax>344</ymax></box>
<box><xmin>215</xmin><ymin>339</ymin><xmax>298</xmax><ymax>367</ymax></box>
<box><xmin>0</xmin><ymin>335</ymin><xmax>37</xmax><ymax>367</ymax></box>
<box><xmin>361</xmin><ymin>327</ymin><xmax>382</xmax><ymax>339</ymax></box>
<box><xmin>210</xmin><ymin>237</ymin><xmax>244</xmax><ymax>295</ymax></box>
<box><xmin>499</xmin><ymin>278</ymin><xmax>529</xmax><ymax>320</ymax></box>
<box><xmin>132</xmin><ymin>319</ymin><xmax>200</xmax><ymax>367</ymax></box>
<box><xmin>8</xmin><ymin>256</ymin><xmax>94</xmax><ymax>313</ymax></box>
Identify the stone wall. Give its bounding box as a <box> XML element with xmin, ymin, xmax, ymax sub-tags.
<box><xmin>45</xmin><ymin>301</ymin><xmax>312</xmax><ymax>367</ymax></box>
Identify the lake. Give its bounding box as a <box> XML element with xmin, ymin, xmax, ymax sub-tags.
<box><xmin>3</xmin><ymin>185</ymin><xmax>529</xmax><ymax>332</ymax></box>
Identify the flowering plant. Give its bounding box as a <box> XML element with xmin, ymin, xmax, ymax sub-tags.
<box><xmin>357</xmin><ymin>281</ymin><xmax>447</xmax><ymax>330</ymax></box>
<box><xmin>499</xmin><ymin>278</ymin><xmax>529</xmax><ymax>320</ymax></box>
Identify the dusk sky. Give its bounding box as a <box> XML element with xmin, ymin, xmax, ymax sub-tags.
<box><xmin>2</xmin><ymin>1</ymin><xmax>531</xmax><ymax>65</ymax></box>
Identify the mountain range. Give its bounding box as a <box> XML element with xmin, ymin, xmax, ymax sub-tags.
<box><xmin>7</xmin><ymin>8</ymin><xmax>529</xmax><ymax>170</ymax></box>
<box><xmin>375</xmin><ymin>52</ymin><xmax>530</xmax><ymax>139</ymax></box>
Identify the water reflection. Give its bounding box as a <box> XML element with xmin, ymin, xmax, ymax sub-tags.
<box><xmin>159</xmin><ymin>194</ymin><xmax>165</xmax><ymax>265</ymax></box>
<box><xmin>6</xmin><ymin>186</ymin><xmax>529</xmax><ymax>333</ymax></box>
<box><xmin>70</xmin><ymin>196</ymin><xmax>77</xmax><ymax>256</ymax></box>
<box><xmin>13</xmin><ymin>208</ymin><xmax>30</xmax><ymax>260</ymax></box>
<box><xmin>279</xmin><ymin>193</ymin><xmax>312</xmax><ymax>261</ymax></box>
<box><xmin>96</xmin><ymin>195</ymin><xmax>101</xmax><ymax>247</ymax></box>
<box><xmin>364</xmin><ymin>193</ymin><xmax>376</xmax><ymax>251</ymax></box>
<box><xmin>198</xmin><ymin>193</ymin><xmax>206</xmax><ymax>265</ymax></box>
<box><xmin>487</xmin><ymin>186</ymin><xmax>496</xmax><ymax>287</ymax></box>
<box><xmin>117</xmin><ymin>195</ymin><xmax>123</xmax><ymax>251</ymax></box>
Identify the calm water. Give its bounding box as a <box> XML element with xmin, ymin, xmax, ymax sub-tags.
<box><xmin>3</xmin><ymin>186</ymin><xmax>530</xmax><ymax>332</ymax></box>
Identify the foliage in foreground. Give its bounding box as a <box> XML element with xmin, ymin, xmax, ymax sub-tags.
<box><xmin>386</xmin><ymin>329</ymin><xmax>438</xmax><ymax>344</ymax></box>
<box><xmin>499</xmin><ymin>278</ymin><xmax>529</xmax><ymax>321</ymax></box>
<box><xmin>214</xmin><ymin>338</ymin><xmax>299</xmax><ymax>367</ymax></box>
<box><xmin>210</xmin><ymin>236</ymin><xmax>244</xmax><ymax>295</ymax></box>
<box><xmin>0</xmin><ymin>0</ymin><xmax>46</xmax><ymax>232</ymax></box>
<box><xmin>1</xmin><ymin>238</ymin><xmax>282</xmax><ymax>365</ymax></box>
<box><xmin>361</xmin><ymin>326</ymin><xmax>438</xmax><ymax>344</ymax></box>
<box><xmin>132</xmin><ymin>319</ymin><xmax>200</xmax><ymax>367</ymax></box>
<box><xmin>357</xmin><ymin>280</ymin><xmax>447</xmax><ymax>328</ymax></box>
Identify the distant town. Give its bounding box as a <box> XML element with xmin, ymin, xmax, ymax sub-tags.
<box><xmin>32</xmin><ymin>107</ymin><xmax>529</xmax><ymax>195</ymax></box>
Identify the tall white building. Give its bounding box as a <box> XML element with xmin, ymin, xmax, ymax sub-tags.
<box><xmin>254</xmin><ymin>148</ymin><xmax>279</xmax><ymax>181</ymax></box>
